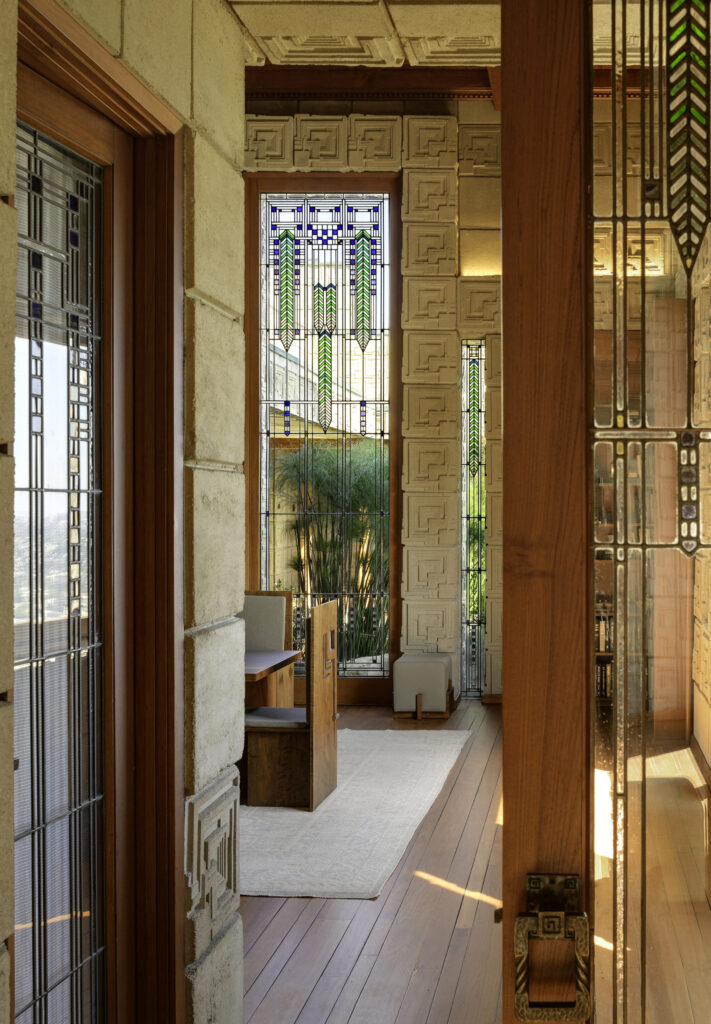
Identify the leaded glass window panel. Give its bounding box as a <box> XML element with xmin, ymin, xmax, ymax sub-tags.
<box><xmin>14</xmin><ymin>123</ymin><xmax>104</xmax><ymax>1021</ymax></box>
<box><xmin>260</xmin><ymin>193</ymin><xmax>390</xmax><ymax>675</ymax></box>
<box><xmin>461</xmin><ymin>341</ymin><xmax>485</xmax><ymax>697</ymax></box>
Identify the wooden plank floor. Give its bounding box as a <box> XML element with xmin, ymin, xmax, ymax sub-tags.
<box><xmin>240</xmin><ymin>701</ymin><xmax>503</xmax><ymax>1024</ymax></box>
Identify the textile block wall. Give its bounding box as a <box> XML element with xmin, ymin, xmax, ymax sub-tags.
<box><xmin>2</xmin><ymin>1</ymin><xmax>247</xmax><ymax>1021</ymax></box>
<box><xmin>244</xmin><ymin>102</ymin><xmax>504</xmax><ymax>696</ymax></box>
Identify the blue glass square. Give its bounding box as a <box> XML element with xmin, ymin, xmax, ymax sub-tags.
<box><xmin>69</xmin><ymin>194</ymin><xmax>79</xmax><ymax>211</ymax></box>
<box><xmin>271</xmin><ymin>224</ymin><xmax>276</xmax><ymax>230</ymax></box>
<box><xmin>31</xmin><ymin>252</ymin><xmax>42</xmax><ymax>270</ymax></box>
<box><xmin>310</xmin><ymin>207</ymin><xmax>316</xmax><ymax>212</ymax></box>
<box><xmin>374</xmin><ymin>206</ymin><xmax>379</xmax><ymax>213</ymax></box>
<box><xmin>69</xmin><ymin>230</ymin><xmax>79</xmax><ymax>247</ymax></box>
<box><xmin>272</xmin><ymin>207</ymin><xmax>277</xmax><ymax>212</ymax></box>
<box><xmin>297</xmin><ymin>206</ymin><xmax>302</xmax><ymax>212</ymax></box>
<box><xmin>69</xmin><ymin>314</ymin><xmax>79</xmax><ymax>329</ymax></box>
<box><xmin>348</xmin><ymin>207</ymin><xmax>353</xmax><ymax>212</ymax></box>
<box><xmin>31</xmin><ymin>302</ymin><xmax>42</xmax><ymax>319</ymax></box>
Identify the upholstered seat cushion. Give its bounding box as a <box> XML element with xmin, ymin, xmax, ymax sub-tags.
<box><xmin>245</xmin><ymin>706</ymin><xmax>308</xmax><ymax>729</ymax></box>
<box><xmin>393</xmin><ymin>652</ymin><xmax>451</xmax><ymax>713</ymax></box>
<box><xmin>244</xmin><ymin>594</ymin><xmax>286</xmax><ymax>651</ymax></box>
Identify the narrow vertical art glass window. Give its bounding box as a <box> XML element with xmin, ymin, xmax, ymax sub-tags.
<box><xmin>260</xmin><ymin>194</ymin><xmax>390</xmax><ymax>675</ymax></box>
<box><xmin>461</xmin><ymin>342</ymin><xmax>485</xmax><ymax>697</ymax></box>
<box><xmin>592</xmin><ymin>3</ymin><xmax>711</xmax><ymax>1020</ymax></box>
<box><xmin>14</xmin><ymin>124</ymin><xmax>105</xmax><ymax>1021</ymax></box>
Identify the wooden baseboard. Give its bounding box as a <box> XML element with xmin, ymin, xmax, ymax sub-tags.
<box><xmin>482</xmin><ymin>694</ymin><xmax>502</xmax><ymax>705</ymax></box>
<box><xmin>691</xmin><ymin>733</ymin><xmax>711</xmax><ymax>790</ymax></box>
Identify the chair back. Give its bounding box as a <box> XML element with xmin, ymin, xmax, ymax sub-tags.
<box><xmin>244</xmin><ymin>592</ymin><xmax>287</xmax><ymax>651</ymax></box>
<box><xmin>306</xmin><ymin>600</ymin><xmax>338</xmax><ymax>808</ymax></box>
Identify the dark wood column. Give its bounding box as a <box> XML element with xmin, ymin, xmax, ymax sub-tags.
<box><xmin>501</xmin><ymin>1</ymin><xmax>592</xmax><ymax>1019</ymax></box>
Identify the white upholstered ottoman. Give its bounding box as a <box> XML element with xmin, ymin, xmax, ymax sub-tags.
<box><xmin>392</xmin><ymin>652</ymin><xmax>457</xmax><ymax>720</ymax></box>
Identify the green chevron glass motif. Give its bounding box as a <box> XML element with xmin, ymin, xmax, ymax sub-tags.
<box><xmin>668</xmin><ymin>0</ymin><xmax>710</xmax><ymax>271</ymax></box>
<box><xmin>278</xmin><ymin>229</ymin><xmax>296</xmax><ymax>350</ymax></box>
<box><xmin>354</xmin><ymin>230</ymin><xmax>372</xmax><ymax>351</ymax></box>
<box><xmin>314</xmin><ymin>284</ymin><xmax>336</xmax><ymax>431</ymax></box>
<box><xmin>468</xmin><ymin>356</ymin><xmax>480</xmax><ymax>476</ymax></box>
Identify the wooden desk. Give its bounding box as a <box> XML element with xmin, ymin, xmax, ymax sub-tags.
<box><xmin>245</xmin><ymin>649</ymin><xmax>302</xmax><ymax>708</ymax></box>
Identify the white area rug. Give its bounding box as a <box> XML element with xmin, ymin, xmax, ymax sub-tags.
<box><xmin>240</xmin><ymin>728</ymin><xmax>470</xmax><ymax>899</ymax></box>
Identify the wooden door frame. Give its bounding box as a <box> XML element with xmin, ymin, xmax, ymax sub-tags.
<box><xmin>501</xmin><ymin>1</ymin><xmax>592</xmax><ymax>1020</ymax></box>
<box><xmin>15</xmin><ymin>3</ymin><xmax>185</xmax><ymax>1021</ymax></box>
<box><xmin>244</xmin><ymin>171</ymin><xmax>403</xmax><ymax>701</ymax></box>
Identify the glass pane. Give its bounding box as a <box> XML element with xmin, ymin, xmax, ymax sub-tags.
<box><xmin>461</xmin><ymin>342</ymin><xmax>486</xmax><ymax>696</ymax></box>
<box><xmin>259</xmin><ymin>193</ymin><xmax>391</xmax><ymax>676</ymax></box>
<box><xmin>14</xmin><ymin>123</ymin><xmax>105</xmax><ymax>1019</ymax></box>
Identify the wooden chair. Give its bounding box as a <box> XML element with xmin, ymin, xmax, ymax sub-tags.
<box><xmin>244</xmin><ymin>589</ymin><xmax>294</xmax><ymax>706</ymax></box>
<box><xmin>242</xmin><ymin>600</ymin><xmax>338</xmax><ymax>811</ymax></box>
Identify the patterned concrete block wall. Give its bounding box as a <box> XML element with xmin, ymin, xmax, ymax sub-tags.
<box><xmin>245</xmin><ymin>104</ymin><xmax>503</xmax><ymax>696</ymax></box>
<box><xmin>458</xmin><ymin>100</ymin><xmax>502</xmax><ymax>696</ymax></box>
<box><xmin>2</xmin><ymin>2</ymin><xmax>247</xmax><ymax>1022</ymax></box>
<box><xmin>692</xmin><ymin>232</ymin><xmax>711</xmax><ymax>767</ymax></box>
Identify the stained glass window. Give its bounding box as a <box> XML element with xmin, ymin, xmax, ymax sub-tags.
<box><xmin>14</xmin><ymin>123</ymin><xmax>104</xmax><ymax>1021</ymax></box>
<box><xmin>260</xmin><ymin>193</ymin><xmax>391</xmax><ymax>675</ymax></box>
<box><xmin>461</xmin><ymin>342</ymin><xmax>485</xmax><ymax>697</ymax></box>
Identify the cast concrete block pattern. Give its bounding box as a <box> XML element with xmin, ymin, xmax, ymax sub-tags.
<box><xmin>403</xmin><ymin>492</ymin><xmax>459</xmax><ymax>547</ymax></box>
<box><xmin>245</xmin><ymin>116</ymin><xmax>295</xmax><ymax>170</ymax></box>
<box><xmin>402</xmin><ymin>331</ymin><xmax>460</xmax><ymax>384</ymax></box>
<box><xmin>401</xmin><ymin>222</ymin><xmax>458</xmax><ymax>276</ymax></box>
<box><xmin>403</xmin><ymin>439</ymin><xmax>461</xmax><ymax>493</ymax></box>
<box><xmin>294</xmin><ymin>114</ymin><xmax>349</xmax><ymax>168</ymax></box>
<box><xmin>348</xmin><ymin>115</ymin><xmax>402</xmax><ymax>170</ymax></box>
<box><xmin>402</xmin><ymin>168</ymin><xmax>458</xmax><ymax>222</ymax></box>
<box><xmin>458</xmin><ymin>124</ymin><xmax>501</xmax><ymax>176</ymax></box>
<box><xmin>403</xmin><ymin>116</ymin><xmax>457</xmax><ymax>167</ymax></box>
<box><xmin>403</xmin><ymin>547</ymin><xmax>459</xmax><ymax>600</ymax></box>
<box><xmin>403</xmin><ymin>384</ymin><xmax>460</xmax><ymax>438</ymax></box>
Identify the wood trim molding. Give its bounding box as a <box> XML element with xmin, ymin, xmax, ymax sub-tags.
<box><xmin>18</xmin><ymin>0</ymin><xmax>182</xmax><ymax>137</ymax></box>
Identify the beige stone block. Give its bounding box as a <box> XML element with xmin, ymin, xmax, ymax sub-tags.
<box><xmin>0</xmin><ymin>706</ymin><xmax>12</xmax><ymax>942</ymax></box>
<box><xmin>184</xmin><ymin>468</ymin><xmax>245</xmax><ymax>629</ymax></box>
<box><xmin>0</xmin><ymin>0</ymin><xmax>17</xmax><ymax>195</ymax></box>
<box><xmin>0</xmin><ymin>458</ymin><xmax>11</xmax><ymax>695</ymax></box>
<box><xmin>485</xmin><ymin>385</ymin><xmax>502</xmax><ymax>438</ymax></box>
<box><xmin>403</xmin><ymin>600</ymin><xmax>456</xmax><ymax>653</ymax></box>
<box><xmin>123</xmin><ymin>0</ymin><xmax>192</xmax><ymax>117</ymax></box>
<box><xmin>389</xmin><ymin>4</ymin><xmax>500</xmax><ymax>66</ymax></box>
<box><xmin>403</xmin><ymin>439</ymin><xmax>460</xmax><ymax>492</ymax></box>
<box><xmin>458</xmin><ymin>100</ymin><xmax>500</xmax><ymax>125</ymax></box>
<box><xmin>402</xmin><ymin>168</ymin><xmax>457</xmax><ymax>222</ymax></box>
<box><xmin>403</xmin><ymin>384</ymin><xmax>459</xmax><ymax>438</ymax></box>
<box><xmin>185</xmin><ymin>620</ymin><xmax>245</xmax><ymax>794</ymax></box>
<box><xmin>244</xmin><ymin>116</ymin><xmax>295</xmax><ymax>171</ymax></box>
<box><xmin>56</xmin><ymin>0</ymin><xmax>120</xmax><ymax>52</ymax></box>
<box><xmin>488</xmin><ymin>491</ymin><xmax>502</xmax><ymax>535</ymax></box>
<box><xmin>185</xmin><ymin>765</ymin><xmax>241</xmax><ymax>961</ymax></box>
<box><xmin>0</xmin><ymin>205</ymin><xmax>16</xmax><ymax>446</ymax></box>
<box><xmin>185</xmin><ymin>132</ymin><xmax>245</xmax><ymax>315</ymax></box>
<box><xmin>403</xmin><ymin>116</ymin><xmax>457</xmax><ymax>168</ymax></box>
<box><xmin>402</xmin><ymin>331</ymin><xmax>459</xmax><ymax>385</ymax></box>
<box><xmin>460</xmin><ymin>231</ymin><xmax>501</xmax><ymax>277</ymax></box>
<box><xmin>485</xmin><ymin>648</ymin><xmax>502</xmax><ymax>695</ymax></box>
<box><xmin>294</xmin><ymin>115</ymin><xmax>348</xmax><ymax>169</ymax></box>
<box><xmin>193</xmin><ymin>0</ymin><xmax>246</xmax><ymax>167</ymax></box>
<box><xmin>485</xmin><ymin>333</ymin><xmax>502</xmax><ymax>386</ymax></box>
<box><xmin>459</xmin><ymin>177</ymin><xmax>501</xmax><ymax>229</ymax></box>
<box><xmin>186</xmin><ymin>912</ymin><xmax>243</xmax><ymax>1024</ymax></box>
<box><xmin>235</xmin><ymin>3</ymin><xmax>405</xmax><ymax>65</ymax></box>
<box><xmin>185</xmin><ymin>299</ymin><xmax>244</xmax><ymax>466</ymax></box>
<box><xmin>458</xmin><ymin>124</ymin><xmax>500</xmax><ymax>176</ymax></box>
<box><xmin>402</xmin><ymin>277</ymin><xmax>456</xmax><ymax>330</ymax></box>
<box><xmin>486</xmin><ymin>439</ymin><xmax>503</xmax><ymax>491</ymax></box>
<box><xmin>403</xmin><ymin>546</ymin><xmax>459</xmax><ymax>600</ymax></box>
<box><xmin>402</xmin><ymin>222</ymin><xmax>457</xmax><ymax>276</ymax></box>
<box><xmin>457</xmin><ymin>277</ymin><xmax>500</xmax><ymax>335</ymax></box>
<box><xmin>486</xmin><ymin>544</ymin><xmax>503</xmax><ymax>593</ymax></box>
<box><xmin>348</xmin><ymin>115</ymin><xmax>402</xmax><ymax>170</ymax></box>
<box><xmin>403</xmin><ymin>492</ymin><xmax>458</xmax><ymax>546</ymax></box>
<box><xmin>486</xmin><ymin>596</ymin><xmax>502</xmax><ymax>647</ymax></box>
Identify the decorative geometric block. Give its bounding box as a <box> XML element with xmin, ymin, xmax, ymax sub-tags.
<box><xmin>403</xmin><ymin>439</ymin><xmax>460</xmax><ymax>492</ymax></box>
<box><xmin>402</xmin><ymin>168</ymin><xmax>457</xmax><ymax>222</ymax></box>
<box><xmin>403</xmin><ymin>384</ymin><xmax>459</xmax><ymax>438</ymax></box>
<box><xmin>403</xmin><ymin>116</ymin><xmax>457</xmax><ymax>168</ymax></box>
<box><xmin>402</xmin><ymin>222</ymin><xmax>457</xmax><ymax>276</ymax></box>
<box><xmin>486</xmin><ymin>439</ymin><xmax>503</xmax><ymax>491</ymax></box>
<box><xmin>457</xmin><ymin>277</ymin><xmax>500</xmax><ymax>334</ymax></box>
<box><xmin>184</xmin><ymin>766</ymin><xmax>240</xmax><ymax>959</ymax></box>
<box><xmin>348</xmin><ymin>115</ymin><xmax>402</xmax><ymax>170</ymax></box>
<box><xmin>402</xmin><ymin>331</ymin><xmax>459</xmax><ymax>384</ymax></box>
<box><xmin>403</xmin><ymin>601</ymin><xmax>456</xmax><ymax>652</ymax></box>
<box><xmin>294</xmin><ymin>115</ymin><xmax>348</xmax><ymax>169</ymax></box>
<box><xmin>486</xmin><ymin>385</ymin><xmax>502</xmax><ymax>437</ymax></box>
<box><xmin>485</xmin><ymin>333</ymin><xmax>502</xmax><ymax>386</ymax></box>
<box><xmin>403</xmin><ymin>492</ymin><xmax>459</xmax><ymax>546</ymax></box>
<box><xmin>403</xmin><ymin>546</ymin><xmax>459</xmax><ymax>599</ymax></box>
<box><xmin>400</xmin><ymin>34</ymin><xmax>499</xmax><ymax>66</ymax></box>
<box><xmin>244</xmin><ymin>116</ymin><xmax>295</xmax><ymax>171</ymax></box>
<box><xmin>459</xmin><ymin>125</ymin><xmax>501</xmax><ymax>176</ymax></box>
<box><xmin>402</xmin><ymin>277</ymin><xmax>456</xmax><ymax>330</ymax></box>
